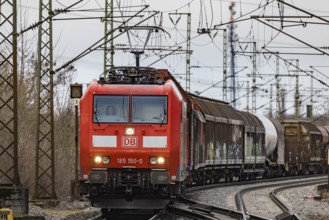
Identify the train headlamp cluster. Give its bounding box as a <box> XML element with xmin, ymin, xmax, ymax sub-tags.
<box><xmin>94</xmin><ymin>156</ymin><xmax>110</xmax><ymax>164</ymax></box>
<box><xmin>149</xmin><ymin>156</ymin><xmax>165</xmax><ymax>165</ymax></box>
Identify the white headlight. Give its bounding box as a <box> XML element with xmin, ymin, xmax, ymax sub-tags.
<box><xmin>125</xmin><ymin>127</ymin><xmax>135</xmax><ymax>135</ymax></box>
<box><xmin>95</xmin><ymin>156</ymin><xmax>102</xmax><ymax>164</ymax></box>
<box><xmin>157</xmin><ymin>157</ymin><xmax>165</xmax><ymax>164</ymax></box>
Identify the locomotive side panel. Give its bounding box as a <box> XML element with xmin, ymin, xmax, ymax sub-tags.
<box><xmin>79</xmin><ymin>81</ymin><xmax>94</xmax><ymax>188</ymax></box>
<box><xmin>166</xmin><ymin>81</ymin><xmax>191</xmax><ymax>194</ymax></box>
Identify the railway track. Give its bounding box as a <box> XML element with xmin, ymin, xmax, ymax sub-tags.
<box><xmin>88</xmin><ymin>175</ymin><xmax>327</xmax><ymax>220</ymax></box>
<box><xmin>235</xmin><ymin>177</ymin><xmax>327</xmax><ymax>220</ymax></box>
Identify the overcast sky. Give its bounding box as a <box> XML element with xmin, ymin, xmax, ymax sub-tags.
<box><xmin>16</xmin><ymin>0</ymin><xmax>329</xmax><ymax>115</ymax></box>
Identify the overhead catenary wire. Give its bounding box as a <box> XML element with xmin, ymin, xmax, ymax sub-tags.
<box><xmin>18</xmin><ymin>0</ymin><xmax>85</xmax><ymax>36</ymax></box>
<box><xmin>52</xmin><ymin>6</ymin><xmax>157</xmax><ymax>74</ymax></box>
<box><xmin>263</xmin><ymin>49</ymin><xmax>329</xmax><ymax>88</ymax></box>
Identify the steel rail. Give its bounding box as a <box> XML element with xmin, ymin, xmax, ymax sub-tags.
<box><xmin>236</xmin><ymin>177</ymin><xmax>327</xmax><ymax>220</ymax></box>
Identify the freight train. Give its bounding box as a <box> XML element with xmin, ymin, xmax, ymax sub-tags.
<box><xmin>78</xmin><ymin>67</ymin><xmax>329</xmax><ymax>210</ymax></box>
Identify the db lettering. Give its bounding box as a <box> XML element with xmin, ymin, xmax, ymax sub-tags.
<box><xmin>122</xmin><ymin>137</ymin><xmax>137</xmax><ymax>147</ymax></box>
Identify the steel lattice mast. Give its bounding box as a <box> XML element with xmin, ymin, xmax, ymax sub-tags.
<box><xmin>185</xmin><ymin>13</ymin><xmax>191</xmax><ymax>92</ymax></box>
<box><xmin>229</xmin><ymin>2</ymin><xmax>236</xmax><ymax>107</ymax></box>
<box><xmin>294</xmin><ymin>59</ymin><xmax>299</xmax><ymax>119</ymax></box>
<box><xmin>0</xmin><ymin>0</ymin><xmax>19</xmax><ymax>186</ymax></box>
<box><xmin>251</xmin><ymin>42</ymin><xmax>256</xmax><ymax>113</ymax></box>
<box><xmin>222</xmin><ymin>29</ymin><xmax>228</xmax><ymax>102</ymax></box>
<box><xmin>34</xmin><ymin>0</ymin><xmax>56</xmax><ymax>199</ymax></box>
<box><xmin>104</xmin><ymin>0</ymin><xmax>114</xmax><ymax>73</ymax></box>
<box><xmin>276</xmin><ymin>52</ymin><xmax>281</xmax><ymax>119</ymax></box>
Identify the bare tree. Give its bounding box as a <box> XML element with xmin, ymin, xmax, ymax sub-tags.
<box><xmin>12</xmin><ymin>4</ymin><xmax>78</xmax><ymax>199</ymax></box>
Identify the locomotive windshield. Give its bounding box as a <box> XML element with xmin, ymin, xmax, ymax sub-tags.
<box><xmin>93</xmin><ymin>95</ymin><xmax>167</xmax><ymax>124</ymax></box>
<box><xmin>93</xmin><ymin>95</ymin><xmax>129</xmax><ymax>123</ymax></box>
<box><xmin>132</xmin><ymin>96</ymin><xmax>168</xmax><ymax>124</ymax></box>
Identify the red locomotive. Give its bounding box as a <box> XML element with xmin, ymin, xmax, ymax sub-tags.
<box><xmin>79</xmin><ymin>67</ymin><xmax>191</xmax><ymax>209</ymax></box>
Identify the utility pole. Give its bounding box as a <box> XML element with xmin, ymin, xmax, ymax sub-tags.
<box><xmin>229</xmin><ymin>2</ymin><xmax>237</xmax><ymax>107</ymax></box>
<box><xmin>35</xmin><ymin>0</ymin><xmax>56</xmax><ymax>199</ymax></box>
<box><xmin>203</xmin><ymin>28</ymin><xmax>227</xmax><ymax>101</ymax></box>
<box><xmin>281</xmin><ymin>89</ymin><xmax>286</xmax><ymax>119</ymax></box>
<box><xmin>169</xmin><ymin>12</ymin><xmax>191</xmax><ymax>92</ymax></box>
<box><xmin>269</xmin><ymin>84</ymin><xmax>273</xmax><ymax>118</ymax></box>
<box><xmin>186</xmin><ymin>13</ymin><xmax>191</xmax><ymax>92</ymax></box>
<box><xmin>307</xmin><ymin>71</ymin><xmax>313</xmax><ymax>121</ymax></box>
<box><xmin>240</xmin><ymin>41</ymin><xmax>257</xmax><ymax>112</ymax></box>
<box><xmin>222</xmin><ymin>29</ymin><xmax>228</xmax><ymax>102</ymax></box>
<box><xmin>104</xmin><ymin>0</ymin><xmax>114</xmax><ymax>74</ymax></box>
<box><xmin>251</xmin><ymin>42</ymin><xmax>256</xmax><ymax>113</ymax></box>
<box><xmin>310</xmin><ymin>71</ymin><xmax>313</xmax><ymax>120</ymax></box>
<box><xmin>276</xmin><ymin>52</ymin><xmax>281</xmax><ymax>119</ymax></box>
<box><xmin>295</xmin><ymin>59</ymin><xmax>299</xmax><ymax>119</ymax></box>
<box><xmin>0</xmin><ymin>0</ymin><xmax>19</xmax><ymax>186</ymax></box>
<box><xmin>246</xmin><ymin>81</ymin><xmax>250</xmax><ymax>112</ymax></box>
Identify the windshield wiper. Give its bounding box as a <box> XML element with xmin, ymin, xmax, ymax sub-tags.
<box><xmin>94</xmin><ymin>109</ymin><xmax>100</xmax><ymax>126</ymax></box>
<box><xmin>160</xmin><ymin>108</ymin><xmax>166</xmax><ymax>127</ymax></box>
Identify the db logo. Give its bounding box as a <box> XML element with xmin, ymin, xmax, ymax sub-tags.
<box><xmin>122</xmin><ymin>136</ymin><xmax>137</xmax><ymax>147</ymax></box>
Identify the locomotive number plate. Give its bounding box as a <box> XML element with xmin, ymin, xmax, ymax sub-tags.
<box><xmin>122</xmin><ymin>136</ymin><xmax>137</xmax><ymax>147</ymax></box>
<box><xmin>117</xmin><ymin>158</ymin><xmax>143</xmax><ymax>164</ymax></box>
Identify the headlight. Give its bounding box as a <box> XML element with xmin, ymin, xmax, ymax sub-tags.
<box><xmin>125</xmin><ymin>127</ymin><xmax>135</xmax><ymax>135</ymax></box>
<box><xmin>94</xmin><ymin>156</ymin><xmax>110</xmax><ymax>164</ymax></box>
<box><xmin>102</xmin><ymin>156</ymin><xmax>110</xmax><ymax>164</ymax></box>
<box><xmin>157</xmin><ymin>157</ymin><xmax>165</xmax><ymax>165</ymax></box>
<box><xmin>150</xmin><ymin>157</ymin><xmax>157</xmax><ymax>164</ymax></box>
<box><xmin>95</xmin><ymin>156</ymin><xmax>102</xmax><ymax>164</ymax></box>
<box><xmin>149</xmin><ymin>157</ymin><xmax>165</xmax><ymax>165</ymax></box>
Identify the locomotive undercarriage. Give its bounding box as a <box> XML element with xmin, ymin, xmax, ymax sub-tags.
<box><xmin>81</xmin><ymin>168</ymin><xmax>171</xmax><ymax>209</ymax></box>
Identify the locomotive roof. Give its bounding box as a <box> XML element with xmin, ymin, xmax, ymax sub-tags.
<box><xmin>99</xmin><ymin>66</ymin><xmax>170</xmax><ymax>85</ymax></box>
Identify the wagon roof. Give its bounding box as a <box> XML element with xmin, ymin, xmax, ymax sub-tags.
<box><xmin>189</xmin><ymin>94</ymin><xmax>243</xmax><ymax>121</ymax></box>
<box><xmin>281</xmin><ymin>120</ymin><xmax>321</xmax><ymax>135</ymax></box>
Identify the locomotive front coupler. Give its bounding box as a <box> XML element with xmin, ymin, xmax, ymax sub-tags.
<box><xmin>125</xmin><ymin>184</ymin><xmax>133</xmax><ymax>201</ymax></box>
